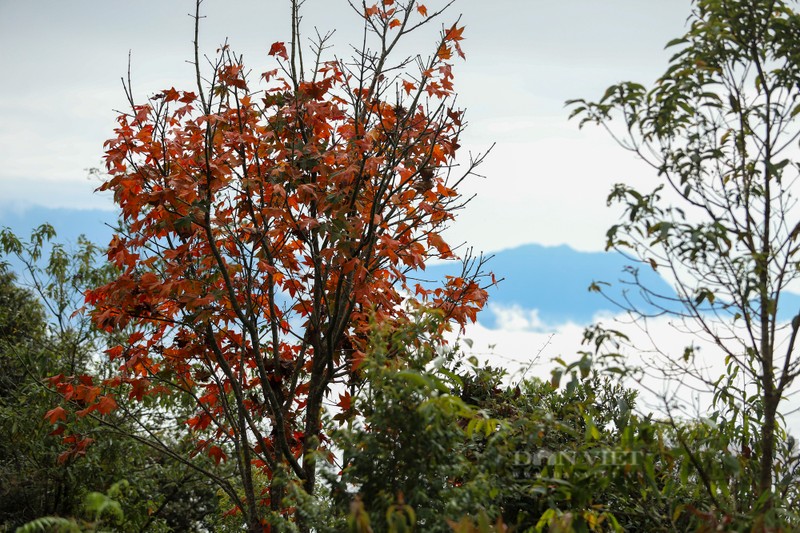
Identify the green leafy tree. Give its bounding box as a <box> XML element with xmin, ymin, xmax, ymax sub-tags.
<box><xmin>460</xmin><ymin>367</ymin><xmax>674</xmax><ymax>532</ymax></box>
<box><xmin>0</xmin><ymin>227</ymin><xmax>220</xmax><ymax>531</ymax></box>
<box><xmin>330</xmin><ymin>312</ymin><xmax>477</xmax><ymax>533</ymax></box>
<box><xmin>0</xmin><ymin>264</ymin><xmax>52</xmax><ymax>525</ymax></box>
<box><xmin>323</xmin><ymin>314</ymin><xmax>721</xmax><ymax>532</ymax></box>
<box><xmin>568</xmin><ymin>0</ymin><xmax>800</xmax><ymax>526</ymax></box>
<box><xmin>0</xmin><ymin>225</ymin><xmax>113</xmax><ymax>526</ymax></box>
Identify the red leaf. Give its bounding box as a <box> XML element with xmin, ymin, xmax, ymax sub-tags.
<box><xmin>45</xmin><ymin>406</ymin><xmax>67</xmax><ymax>425</ymax></box>
<box><xmin>208</xmin><ymin>445</ymin><xmax>228</xmax><ymax>464</ymax></box>
<box><xmin>162</xmin><ymin>87</ymin><xmax>181</xmax><ymax>102</ymax></box>
<box><xmin>268</xmin><ymin>41</ymin><xmax>288</xmax><ymax>61</ymax></box>
<box><xmin>338</xmin><ymin>392</ymin><xmax>352</xmax><ymax>411</ymax></box>
<box><xmin>223</xmin><ymin>507</ymin><xmax>241</xmax><ymax>518</ymax></box>
<box><xmin>106</xmin><ymin>345</ymin><xmax>124</xmax><ymax>360</ymax></box>
<box><xmin>75</xmin><ymin>436</ymin><xmax>94</xmax><ymax>455</ymax></box>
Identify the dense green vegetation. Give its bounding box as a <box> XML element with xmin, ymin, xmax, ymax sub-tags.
<box><xmin>2</xmin><ymin>226</ymin><xmax>798</xmax><ymax>531</ymax></box>
<box><xmin>0</xmin><ymin>229</ymin><xmax>220</xmax><ymax>532</ymax></box>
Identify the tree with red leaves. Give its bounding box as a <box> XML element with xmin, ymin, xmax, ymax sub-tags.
<box><xmin>47</xmin><ymin>0</ymin><xmax>491</xmax><ymax>529</ymax></box>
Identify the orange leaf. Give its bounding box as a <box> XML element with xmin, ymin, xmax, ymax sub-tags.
<box><xmin>389</xmin><ymin>18</ymin><xmax>401</xmax><ymax>29</ymax></box>
<box><xmin>96</xmin><ymin>395</ymin><xmax>118</xmax><ymax>415</ymax></box>
<box><xmin>428</xmin><ymin>232</ymin><xmax>452</xmax><ymax>258</ymax></box>
<box><xmin>445</xmin><ymin>24</ymin><xmax>465</xmax><ymax>42</ymax></box>
<box><xmin>83</xmin><ymin>385</ymin><xmax>101</xmax><ymax>405</ymax></box>
<box><xmin>444</xmin><ymin>25</ymin><xmax>466</xmax><ymax>59</ymax></box>
<box><xmin>350</xmin><ymin>350</ymin><xmax>366</xmax><ymax>371</ymax></box>
<box><xmin>417</xmin><ymin>4</ymin><xmax>428</xmax><ymax>16</ymax></box>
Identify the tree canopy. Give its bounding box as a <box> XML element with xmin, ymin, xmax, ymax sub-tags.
<box><xmin>569</xmin><ymin>0</ymin><xmax>800</xmax><ymax>526</ymax></box>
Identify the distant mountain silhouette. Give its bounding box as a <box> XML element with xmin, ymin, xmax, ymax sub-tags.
<box><xmin>424</xmin><ymin>243</ymin><xmax>678</xmax><ymax>328</ymax></box>
<box><xmin>426</xmin><ymin>243</ymin><xmax>800</xmax><ymax>328</ymax></box>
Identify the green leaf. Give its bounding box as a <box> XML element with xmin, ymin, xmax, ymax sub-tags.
<box><xmin>672</xmin><ymin>504</ymin><xmax>684</xmax><ymax>523</ymax></box>
<box><xmin>664</xmin><ymin>37</ymin><xmax>688</xmax><ymax>48</ymax></box>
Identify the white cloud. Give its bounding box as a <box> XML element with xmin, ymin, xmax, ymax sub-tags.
<box><xmin>454</xmin><ymin>309</ymin><xmax>800</xmax><ymax>437</ymax></box>
<box><xmin>490</xmin><ymin>303</ymin><xmax>550</xmax><ymax>332</ymax></box>
<box><xmin>442</xmin><ymin>128</ymin><xmax>662</xmax><ymax>254</ymax></box>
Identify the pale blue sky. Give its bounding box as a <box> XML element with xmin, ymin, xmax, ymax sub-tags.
<box><xmin>0</xmin><ymin>0</ymin><xmax>691</xmax><ymax>252</ymax></box>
